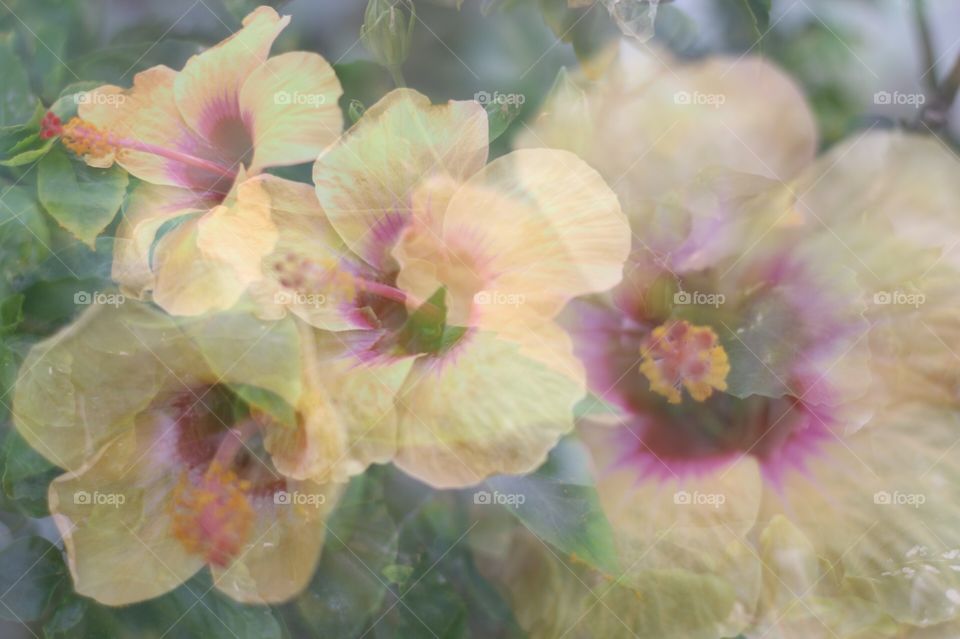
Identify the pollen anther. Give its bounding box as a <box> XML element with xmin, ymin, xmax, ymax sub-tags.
<box><xmin>639</xmin><ymin>320</ymin><xmax>730</xmax><ymax>404</ymax></box>
<box><xmin>169</xmin><ymin>461</ymin><xmax>255</xmax><ymax>568</ymax></box>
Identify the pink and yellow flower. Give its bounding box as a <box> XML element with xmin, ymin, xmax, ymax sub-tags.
<box><xmin>247</xmin><ymin>88</ymin><xmax>631</xmax><ymax>488</ymax></box>
<box><xmin>13</xmin><ymin>302</ymin><xmax>339</xmax><ymax>605</ymax></box>
<box><xmin>60</xmin><ymin>6</ymin><xmax>343</xmax><ymax>316</ymax></box>
<box><xmin>504</xmin><ymin>43</ymin><xmax>960</xmax><ymax>638</ymax></box>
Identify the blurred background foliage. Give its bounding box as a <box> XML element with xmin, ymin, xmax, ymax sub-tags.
<box><xmin>0</xmin><ymin>0</ymin><xmax>958</xmax><ymax>637</ymax></box>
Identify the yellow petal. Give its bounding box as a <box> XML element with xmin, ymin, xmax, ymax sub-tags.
<box><xmin>394</xmin><ymin>323</ymin><xmax>584</xmax><ymax>488</ymax></box>
<box><xmin>173</xmin><ymin>6</ymin><xmax>289</xmax><ymax>143</ymax></box>
<box><xmin>313</xmin><ymin>88</ymin><xmax>488</xmax><ymax>268</ymax></box>
<box><xmin>210</xmin><ymin>479</ymin><xmax>340</xmax><ymax>604</ymax></box>
<box><xmin>48</xmin><ymin>414</ymin><xmax>205</xmax><ymax>605</ymax></box>
<box><xmin>79</xmin><ymin>66</ymin><xmax>219</xmax><ymax>189</ymax></box>
<box><xmin>520</xmin><ymin>44</ymin><xmax>817</xmax><ymax>200</ymax></box>
<box><xmin>12</xmin><ymin>302</ymin><xmax>205</xmax><ymax>472</ymax></box>
<box><xmin>399</xmin><ymin>148</ymin><xmax>628</xmax><ymax>327</ymax></box>
<box><xmin>239</xmin><ymin>51</ymin><xmax>344</xmax><ymax>172</ymax></box>
<box><xmin>153</xmin><ymin>176</ymin><xmax>276</xmax><ymax>316</ymax></box>
<box><xmin>111</xmin><ymin>183</ymin><xmax>218</xmax><ymax>299</ymax></box>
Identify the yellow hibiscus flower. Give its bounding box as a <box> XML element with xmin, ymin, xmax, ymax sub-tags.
<box><xmin>58</xmin><ymin>6</ymin><xmax>343</xmax><ymax>316</ymax></box>
<box><xmin>505</xmin><ymin>42</ymin><xmax>960</xmax><ymax>638</ymax></box>
<box><xmin>13</xmin><ymin>301</ymin><xmax>339</xmax><ymax>605</ymax></box>
<box><xmin>244</xmin><ymin>88</ymin><xmax>631</xmax><ymax>488</ymax></box>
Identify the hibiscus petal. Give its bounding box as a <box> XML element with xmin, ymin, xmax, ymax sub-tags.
<box><xmin>313</xmin><ymin>88</ymin><xmax>488</xmax><ymax>269</ymax></box>
<box><xmin>210</xmin><ymin>480</ymin><xmax>340</xmax><ymax>604</ymax></box>
<box><xmin>239</xmin><ymin>51</ymin><xmax>343</xmax><ymax>172</ymax></box>
<box><xmin>174</xmin><ymin>7</ymin><xmax>288</xmax><ymax>147</ymax></box>
<box><xmin>48</xmin><ymin>413</ymin><xmax>205</xmax><ymax>605</ymax></box>
<box><xmin>394</xmin><ymin>324</ymin><xmax>584</xmax><ymax>488</ymax></box>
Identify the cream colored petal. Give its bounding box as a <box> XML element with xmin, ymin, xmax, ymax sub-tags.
<box><xmin>79</xmin><ymin>66</ymin><xmax>222</xmax><ymax>189</ymax></box>
<box><xmin>581</xmin><ymin>423</ymin><xmax>763</xmax><ymax>637</ymax></box>
<box><xmin>256</xmin><ymin>175</ymin><xmax>359</xmax><ymax>331</ymax></box>
<box><xmin>173</xmin><ymin>7</ymin><xmax>289</xmax><ymax>142</ymax></box>
<box><xmin>111</xmin><ymin>183</ymin><xmax>217</xmax><ymax>299</ymax></box>
<box><xmin>48</xmin><ymin>413</ymin><xmax>205</xmax><ymax>605</ymax></box>
<box><xmin>766</xmin><ymin>402</ymin><xmax>960</xmax><ymax>627</ymax></box>
<box><xmin>394</xmin><ymin>323</ymin><xmax>584</xmax><ymax>488</ymax></box>
<box><xmin>12</xmin><ymin>302</ymin><xmax>205</xmax><ymax>472</ymax></box>
<box><xmin>313</xmin><ymin>88</ymin><xmax>488</xmax><ymax>268</ymax></box>
<box><xmin>263</xmin><ymin>325</ymin><xmax>411</xmax><ymax>483</ymax></box>
<box><xmin>239</xmin><ymin>52</ymin><xmax>344</xmax><ymax>172</ymax></box>
<box><xmin>210</xmin><ymin>479</ymin><xmax>340</xmax><ymax>604</ymax></box>
<box><xmin>152</xmin><ymin>176</ymin><xmax>276</xmax><ymax>316</ymax></box>
<box><xmin>520</xmin><ymin>44</ymin><xmax>817</xmax><ymax>201</ymax></box>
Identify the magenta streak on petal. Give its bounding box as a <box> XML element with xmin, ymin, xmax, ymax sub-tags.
<box><xmin>362</xmin><ymin>211</ymin><xmax>410</xmax><ymax>271</ymax></box>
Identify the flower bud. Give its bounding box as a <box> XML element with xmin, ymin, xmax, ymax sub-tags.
<box><xmin>361</xmin><ymin>0</ymin><xmax>416</xmax><ymax>72</ymax></box>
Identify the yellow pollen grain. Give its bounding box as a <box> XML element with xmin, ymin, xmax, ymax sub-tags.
<box><xmin>61</xmin><ymin>117</ymin><xmax>119</xmax><ymax>160</ymax></box>
<box><xmin>639</xmin><ymin>320</ymin><xmax>730</xmax><ymax>405</ymax></box>
<box><xmin>169</xmin><ymin>461</ymin><xmax>255</xmax><ymax>568</ymax></box>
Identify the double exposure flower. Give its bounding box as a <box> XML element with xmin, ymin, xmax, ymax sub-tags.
<box><xmin>246</xmin><ymin>88</ymin><xmax>631</xmax><ymax>488</ymax></box>
<box><xmin>13</xmin><ymin>302</ymin><xmax>339</xmax><ymax>605</ymax></box>
<box><xmin>504</xmin><ymin>42</ymin><xmax>960</xmax><ymax>638</ymax></box>
<box><xmin>59</xmin><ymin>6</ymin><xmax>343</xmax><ymax>315</ymax></box>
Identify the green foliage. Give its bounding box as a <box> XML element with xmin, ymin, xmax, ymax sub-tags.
<box><xmin>0</xmin><ymin>537</ymin><xmax>67</xmax><ymax>623</ymax></box>
<box><xmin>37</xmin><ymin>146</ymin><xmax>129</xmax><ymax>248</ymax></box>
<box><xmin>487</xmin><ymin>438</ymin><xmax>620</xmax><ymax>573</ymax></box>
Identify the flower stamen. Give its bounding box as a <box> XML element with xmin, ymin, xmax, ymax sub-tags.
<box><xmin>60</xmin><ymin>117</ymin><xmax>236</xmax><ymax>179</ymax></box>
<box><xmin>639</xmin><ymin>320</ymin><xmax>730</xmax><ymax>404</ymax></box>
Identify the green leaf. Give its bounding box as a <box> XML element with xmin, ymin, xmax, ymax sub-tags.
<box><xmin>0</xmin><ymin>537</ymin><xmax>67</xmax><ymax>623</ymax></box>
<box><xmin>392</xmin><ymin>288</ymin><xmax>466</xmax><ymax>355</ymax></box>
<box><xmin>0</xmin><ymin>103</ymin><xmax>55</xmax><ymax>167</ymax></box>
<box><xmin>486</xmin><ymin>438</ymin><xmax>619</xmax><ymax>573</ymax></box>
<box><xmin>296</xmin><ymin>473</ymin><xmax>400</xmax><ymax>637</ymax></box>
<box><xmin>0</xmin><ymin>294</ymin><xmax>24</xmax><ymax>335</ymax></box>
<box><xmin>228</xmin><ymin>383</ymin><xmax>296</xmax><ymax>429</ymax></box>
<box><xmin>1</xmin><ymin>429</ymin><xmax>59</xmax><ymax>516</ymax></box>
<box><xmin>125</xmin><ymin>573</ymin><xmax>282</xmax><ymax>639</ymax></box>
<box><xmin>485</xmin><ymin>98</ymin><xmax>523</xmax><ymax>143</ymax></box>
<box><xmin>0</xmin><ymin>32</ymin><xmax>36</xmax><ymax>127</ymax></box>
<box><xmin>37</xmin><ymin>145</ymin><xmax>128</xmax><ymax>247</ymax></box>
<box><xmin>0</xmin><ymin>185</ymin><xmax>51</xmax><ymax>296</ymax></box>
